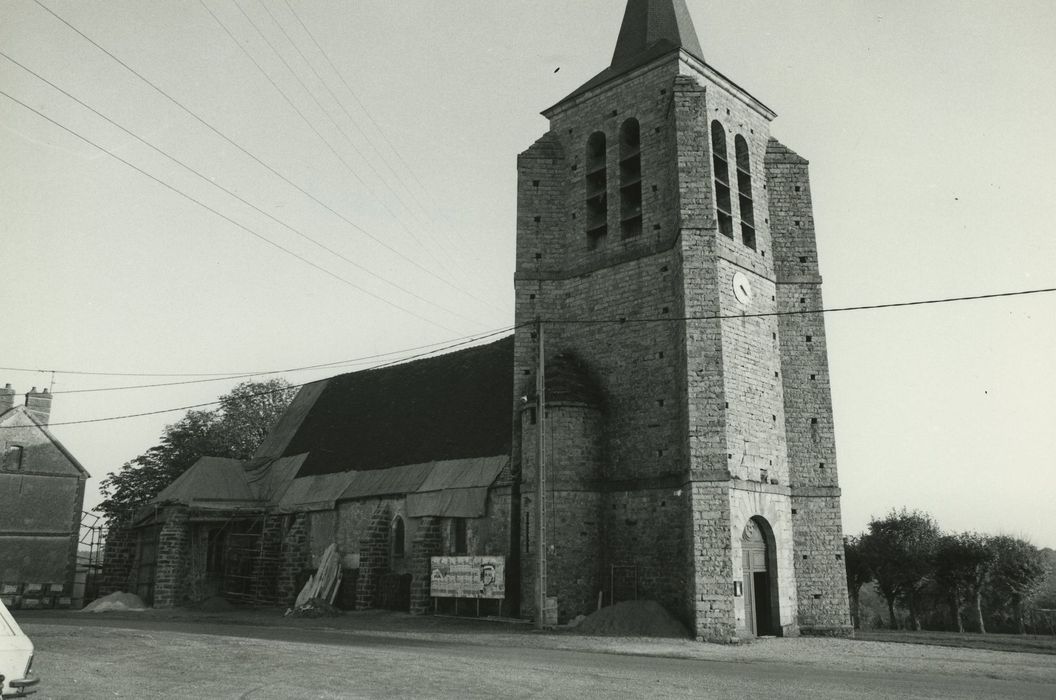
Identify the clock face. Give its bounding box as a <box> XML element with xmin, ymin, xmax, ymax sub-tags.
<box><xmin>733</xmin><ymin>271</ymin><xmax>753</xmax><ymax>305</ymax></box>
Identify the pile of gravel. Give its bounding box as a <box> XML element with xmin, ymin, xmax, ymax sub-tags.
<box><xmin>80</xmin><ymin>592</ymin><xmax>148</xmax><ymax>613</ymax></box>
<box><xmin>575</xmin><ymin>601</ymin><xmax>689</xmax><ymax>639</ymax></box>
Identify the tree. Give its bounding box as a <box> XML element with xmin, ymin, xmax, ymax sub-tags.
<box><xmin>98</xmin><ymin>379</ymin><xmax>296</xmax><ymax>523</ymax></box>
<box><xmin>844</xmin><ymin>535</ymin><xmax>873</xmax><ymax>630</ymax></box>
<box><xmin>987</xmin><ymin>535</ymin><xmax>1045</xmax><ymax>634</ymax></box>
<box><xmin>861</xmin><ymin>509</ymin><xmax>940</xmax><ymax>630</ymax></box>
<box><xmin>933</xmin><ymin>532</ymin><xmax>993</xmax><ymax>633</ymax></box>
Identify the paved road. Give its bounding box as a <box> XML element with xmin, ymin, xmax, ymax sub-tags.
<box><xmin>21</xmin><ymin>616</ymin><xmax>1055</xmax><ymax>699</ymax></box>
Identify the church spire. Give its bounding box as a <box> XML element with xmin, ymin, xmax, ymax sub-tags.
<box><xmin>610</xmin><ymin>0</ymin><xmax>703</xmax><ymax>68</ymax></box>
<box><xmin>548</xmin><ymin>0</ymin><xmax>705</xmax><ymax>111</ymax></box>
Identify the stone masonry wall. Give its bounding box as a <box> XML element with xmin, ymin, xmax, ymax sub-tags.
<box><xmin>152</xmin><ymin>506</ymin><xmax>190</xmax><ymax>608</ymax></box>
<box><xmin>277</xmin><ymin>513</ymin><xmax>311</xmax><ymax>605</ymax></box>
<box><xmin>98</xmin><ymin>519</ymin><xmax>136</xmax><ymax>598</ymax></box>
<box><xmin>767</xmin><ymin>138</ymin><xmax>851</xmax><ymax>635</ymax></box>
<box><xmin>355</xmin><ymin>504</ymin><xmax>391</xmax><ymax>610</ymax></box>
<box><xmin>409</xmin><ymin>517</ymin><xmax>442</xmax><ymax>615</ymax></box>
<box><xmin>520</xmin><ymin>403</ymin><xmax>605</xmax><ymax>622</ymax></box>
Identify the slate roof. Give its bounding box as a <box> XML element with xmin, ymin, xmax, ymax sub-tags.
<box><xmin>553</xmin><ymin>0</ymin><xmax>704</xmax><ymax>108</ymax></box>
<box><xmin>280</xmin><ymin>336</ymin><xmax>514</xmax><ymax>477</ymax></box>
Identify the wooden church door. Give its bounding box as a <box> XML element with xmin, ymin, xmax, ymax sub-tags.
<box><xmin>742</xmin><ymin>518</ymin><xmax>773</xmax><ymax>636</ymax></box>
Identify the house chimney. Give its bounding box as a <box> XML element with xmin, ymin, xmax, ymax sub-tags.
<box><xmin>25</xmin><ymin>387</ymin><xmax>52</xmax><ymax>425</ymax></box>
<box><xmin>0</xmin><ymin>384</ymin><xmax>15</xmax><ymax>414</ymax></box>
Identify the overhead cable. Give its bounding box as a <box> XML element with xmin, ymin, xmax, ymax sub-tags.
<box><xmin>0</xmin><ymin>325</ymin><xmax>523</xmax><ymax>428</ymax></box>
<box><xmin>0</xmin><ymin>49</ymin><xmax>485</xmax><ymax>328</ymax></box>
<box><xmin>0</xmin><ymin>88</ymin><xmax>457</xmax><ymax>334</ymax></box>
<box><xmin>32</xmin><ymin>0</ymin><xmax>501</xmax><ymax>318</ymax></box>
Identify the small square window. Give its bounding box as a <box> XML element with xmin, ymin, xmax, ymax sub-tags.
<box><xmin>2</xmin><ymin>445</ymin><xmax>23</xmax><ymax>471</ymax></box>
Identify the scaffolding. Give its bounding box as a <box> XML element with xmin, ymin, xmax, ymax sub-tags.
<box><xmin>77</xmin><ymin>511</ymin><xmax>107</xmax><ymax>605</ymax></box>
<box><xmin>212</xmin><ymin>512</ymin><xmax>288</xmax><ymax>607</ymax></box>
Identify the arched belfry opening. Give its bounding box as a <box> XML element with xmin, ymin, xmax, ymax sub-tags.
<box><xmin>741</xmin><ymin>517</ymin><xmax>779</xmax><ymax>636</ymax></box>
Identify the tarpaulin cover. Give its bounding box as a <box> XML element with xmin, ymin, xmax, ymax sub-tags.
<box><xmin>337</xmin><ymin>462</ymin><xmax>432</xmax><ymax>501</ymax></box>
<box><xmin>285</xmin><ymin>337</ymin><xmax>514</xmax><ymax>477</ymax></box>
<box><xmin>276</xmin><ymin>472</ymin><xmax>355</xmax><ymax>513</ymax></box>
<box><xmin>154</xmin><ymin>456</ymin><xmax>255</xmax><ymax>507</ymax></box>
<box><xmin>406</xmin><ymin>487</ymin><xmax>489</xmax><ymax>518</ymax></box>
<box><xmin>413</xmin><ymin>456</ymin><xmax>508</xmax><ymax>492</ymax></box>
<box><xmin>244</xmin><ymin>453</ymin><xmax>307</xmax><ymax>502</ymax></box>
<box><xmin>404</xmin><ymin>456</ymin><xmax>507</xmax><ymax>518</ymax></box>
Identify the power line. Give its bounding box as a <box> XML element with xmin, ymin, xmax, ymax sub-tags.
<box><xmin>225</xmin><ymin>0</ymin><xmax>472</xmax><ymax>286</ymax></box>
<box><xmin>1</xmin><ymin>325</ymin><xmax>521</xmax><ymax>428</ymax></box>
<box><xmin>47</xmin><ymin>325</ymin><xmax>520</xmax><ymax>394</ymax></box>
<box><xmin>271</xmin><ymin>0</ymin><xmax>482</xmax><ymax>274</ymax></box>
<box><xmin>204</xmin><ymin>0</ymin><xmax>500</xmax><ymax>315</ymax></box>
<box><xmin>5</xmin><ymin>285</ymin><xmax>1053</xmax><ymax>405</ymax></box>
<box><xmin>0</xmin><ymin>49</ymin><xmax>485</xmax><ymax>329</ymax></box>
<box><xmin>280</xmin><ymin>0</ymin><xmax>432</xmax><ymax>209</ymax></box>
<box><xmin>30</xmin><ymin>0</ymin><xmax>501</xmax><ymax>320</ymax></box>
<box><xmin>255</xmin><ymin>0</ymin><xmax>429</xmax><ymax>238</ymax></box>
<box><xmin>227</xmin><ymin>0</ymin><xmax>432</xmax><ymax>255</ymax></box>
<box><xmin>0</xmin><ymin>325</ymin><xmax>517</xmax><ymax>379</ymax></box>
<box><xmin>0</xmin><ymin>87</ymin><xmax>456</xmax><ymax>333</ymax></box>
<box><xmin>541</xmin><ymin>286</ymin><xmax>1056</xmax><ymax>325</ymax></box>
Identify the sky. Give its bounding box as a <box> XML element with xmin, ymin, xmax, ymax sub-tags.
<box><xmin>1</xmin><ymin>0</ymin><xmax>1054</xmax><ymax>548</ymax></box>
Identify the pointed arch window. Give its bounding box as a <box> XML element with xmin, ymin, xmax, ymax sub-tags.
<box><xmin>619</xmin><ymin>118</ymin><xmax>642</xmax><ymax>238</ymax></box>
<box><xmin>735</xmin><ymin>135</ymin><xmax>756</xmax><ymax>250</ymax></box>
<box><xmin>710</xmin><ymin>121</ymin><xmax>734</xmax><ymax>238</ymax></box>
<box><xmin>585</xmin><ymin>131</ymin><xmax>608</xmax><ymax>245</ymax></box>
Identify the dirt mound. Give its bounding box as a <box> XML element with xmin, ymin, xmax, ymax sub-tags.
<box><xmin>575</xmin><ymin>601</ymin><xmax>689</xmax><ymax>639</ymax></box>
<box><xmin>80</xmin><ymin>592</ymin><xmax>148</xmax><ymax>613</ymax></box>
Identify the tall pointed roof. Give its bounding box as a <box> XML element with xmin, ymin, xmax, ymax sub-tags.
<box><xmin>550</xmin><ymin>0</ymin><xmax>704</xmax><ymax>110</ymax></box>
<box><xmin>611</xmin><ymin>0</ymin><xmax>703</xmax><ymax>67</ymax></box>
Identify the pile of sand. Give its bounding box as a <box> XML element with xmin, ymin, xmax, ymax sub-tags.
<box><xmin>575</xmin><ymin>600</ymin><xmax>689</xmax><ymax>638</ymax></box>
<box><xmin>80</xmin><ymin>592</ymin><xmax>148</xmax><ymax>613</ymax></box>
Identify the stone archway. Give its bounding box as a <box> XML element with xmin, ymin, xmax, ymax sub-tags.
<box><xmin>742</xmin><ymin>517</ymin><xmax>779</xmax><ymax>636</ymax></box>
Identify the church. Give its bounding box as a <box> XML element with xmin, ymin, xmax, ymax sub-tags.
<box><xmin>103</xmin><ymin>0</ymin><xmax>851</xmax><ymax>641</ymax></box>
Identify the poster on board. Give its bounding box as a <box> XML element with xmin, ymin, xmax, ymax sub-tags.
<box><xmin>430</xmin><ymin>556</ymin><xmax>505</xmax><ymax>599</ymax></box>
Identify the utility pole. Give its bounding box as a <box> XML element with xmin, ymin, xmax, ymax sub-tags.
<box><xmin>535</xmin><ymin>318</ymin><xmax>547</xmax><ymax>628</ymax></box>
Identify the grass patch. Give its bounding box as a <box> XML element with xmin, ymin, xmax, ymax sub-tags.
<box><xmin>855</xmin><ymin>629</ymin><xmax>1056</xmax><ymax>656</ymax></box>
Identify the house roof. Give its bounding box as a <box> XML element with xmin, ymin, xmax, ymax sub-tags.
<box><xmin>280</xmin><ymin>336</ymin><xmax>514</xmax><ymax>477</ymax></box>
<box><xmin>0</xmin><ymin>406</ymin><xmax>90</xmax><ymax>478</ymax></box>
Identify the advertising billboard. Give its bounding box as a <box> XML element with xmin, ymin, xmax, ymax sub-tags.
<box><xmin>430</xmin><ymin>556</ymin><xmax>505</xmax><ymax>599</ymax></box>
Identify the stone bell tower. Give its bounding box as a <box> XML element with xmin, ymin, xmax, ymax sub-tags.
<box><xmin>513</xmin><ymin>0</ymin><xmax>851</xmax><ymax>640</ymax></box>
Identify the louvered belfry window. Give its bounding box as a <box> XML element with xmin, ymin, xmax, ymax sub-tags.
<box><xmin>586</xmin><ymin>131</ymin><xmax>608</xmax><ymax>245</ymax></box>
<box><xmin>710</xmin><ymin>121</ymin><xmax>734</xmax><ymax>238</ymax></box>
<box><xmin>735</xmin><ymin>135</ymin><xmax>757</xmax><ymax>250</ymax></box>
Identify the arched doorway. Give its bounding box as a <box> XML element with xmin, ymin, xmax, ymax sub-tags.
<box><xmin>742</xmin><ymin>518</ymin><xmax>777</xmax><ymax>636</ymax></box>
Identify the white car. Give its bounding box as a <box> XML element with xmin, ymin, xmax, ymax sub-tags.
<box><xmin>0</xmin><ymin>601</ymin><xmax>37</xmax><ymax>697</ymax></box>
